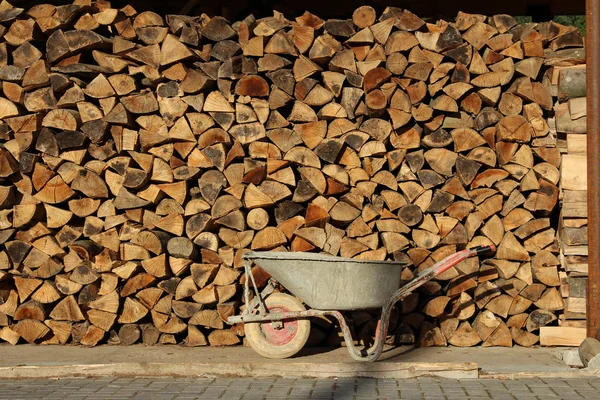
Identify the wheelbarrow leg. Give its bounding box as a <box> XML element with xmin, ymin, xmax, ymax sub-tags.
<box><xmin>324</xmin><ymin>311</ymin><xmax>388</xmax><ymax>362</ymax></box>
<box><xmin>329</xmin><ymin>245</ymin><xmax>496</xmax><ymax>362</ymax></box>
<box><xmin>324</xmin><ymin>283</ymin><xmax>412</xmax><ymax>362</ymax></box>
<box><xmin>242</xmin><ymin>260</ymin><xmax>277</xmax><ymax>316</ymax></box>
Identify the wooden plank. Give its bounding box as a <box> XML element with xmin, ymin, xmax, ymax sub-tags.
<box><xmin>562</xmin><ymin>203</ymin><xmax>587</xmax><ymax>218</ymax></box>
<box><xmin>569</xmin><ymin>277</ymin><xmax>588</xmax><ymax>298</ymax></box>
<box><xmin>561</xmin><ymin>154</ymin><xmax>588</xmax><ymax>190</ymax></box>
<box><xmin>559</xmin><ymin>318</ymin><xmax>587</xmax><ymax>328</ymax></box>
<box><xmin>566</xmin><ymin>297</ymin><xmax>586</xmax><ymax>314</ymax></box>
<box><xmin>563</xmin><ymin>190</ymin><xmax>588</xmax><ymax>203</ymax></box>
<box><xmin>563</xmin><ymin>218</ymin><xmax>588</xmax><ymax>228</ymax></box>
<box><xmin>562</xmin><ymin>243</ymin><xmax>589</xmax><ymax>256</ymax></box>
<box><xmin>540</xmin><ymin>327</ymin><xmax>586</xmax><ymax>346</ymax></box>
<box><xmin>565</xmin><ymin>255</ymin><xmax>589</xmax><ymax>274</ymax></box>
<box><xmin>555</xmin><ymin>102</ymin><xmax>586</xmax><ymax>133</ymax></box>
<box><xmin>564</xmin><ymin>310</ymin><xmax>587</xmax><ymax>320</ymax></box>
<box><xmin>568</xmin><ymin>97</ymin><xmax>587</xmax><ymax>120</ymax></box>
<box><xmin>566</xmin><ymin>134</ymin><xmax>587</xmax><ymax>154</ymax></box>
<box><xmin>563</xmin><ymin>226</ymin><xmax>588</xmax><ymax>246</ymax></box>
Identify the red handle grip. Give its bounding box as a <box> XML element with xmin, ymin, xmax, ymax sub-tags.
<box><xmin>433</xmin><ymin>245</ymin><xmax>497</xmax><ymax>277</ymax></box>
<box><xmin>470</xmin><ymin>245</ymin><xmax>496</xmax><ymax>256</ymax></box>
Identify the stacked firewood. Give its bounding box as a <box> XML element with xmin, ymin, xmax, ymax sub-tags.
<box><xmin>534</xmin><ymin>62</ymin><xmax>587</xmax><ymax>346</ymax></box>
<box><xmin>0</xmin><ymin>0</ymin><xmax>585</xmax><ymax>347</ymax></box>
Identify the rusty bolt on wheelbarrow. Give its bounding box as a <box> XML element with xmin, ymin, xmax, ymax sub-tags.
<box><xmin>228</xmin><ymin>245</ymin><xmax>496</xmax><ymax>362</ymax></box>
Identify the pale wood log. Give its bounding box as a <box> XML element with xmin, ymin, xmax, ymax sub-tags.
<box><xmin>13</xmin><ymin>319</ymin><xmax>49</xmax><ymax>344</ymax></box>
<box><xmin>208</xmin><ymin>329</ymin><xmax>240</xmax><ymax>346</ymax></box>
<box><xmin>447</xmin><ymin>322</ymin><xmax>481</xmax><ymax>347</ymax></box>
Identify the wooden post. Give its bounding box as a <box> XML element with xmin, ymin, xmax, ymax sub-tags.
<box><xmin>587</xmin><ymin>0</ymin><xmax>600</xmax><ymax>340</ymax></box>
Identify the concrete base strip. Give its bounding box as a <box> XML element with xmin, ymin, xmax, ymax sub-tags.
<box><xmin>480</xmin><ymin>370</ymin><xmax>598</xmax><ymax>379</ymax></box>
<box><xmin>0</xmin><ymin>361</ymin><xmax>478</xmax><ymax>380</ymax></box>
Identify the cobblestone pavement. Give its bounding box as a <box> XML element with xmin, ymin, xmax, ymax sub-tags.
<box><xmin>0</xmin><ymin>376</ymin><xmax>599</xmax><ymax>399</ymax></box>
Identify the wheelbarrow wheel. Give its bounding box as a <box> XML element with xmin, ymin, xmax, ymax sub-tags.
<box><xmin>245</xmin><ymin>293</ymin><xmax>310</xmax><ymax>359</ymax></box>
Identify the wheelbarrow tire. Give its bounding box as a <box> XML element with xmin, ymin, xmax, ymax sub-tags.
<box><xmin>245</xmin><ymin>293</ymin><xmax>310</xmax><ymax>359</ymax></box>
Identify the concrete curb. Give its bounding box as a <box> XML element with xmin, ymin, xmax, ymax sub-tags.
<box><xmin>480</xmin><ymin>370</ymin><xmax>598</xmax><ymax>379</ymax></box>
<box><xmin>0</xmin><ymin>361</ymin><xmax>479</xmax><ymax>380</ymax></box>
<box><xmin>1</xmin><ymin>363</ymin><xmax>595</xmax><ymax>380</ymax></box>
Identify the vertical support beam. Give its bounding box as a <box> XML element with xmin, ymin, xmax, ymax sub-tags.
<box><xmin>587</xmin><ymin>0</ymin><xmax>600</xmax><ymax>340</ymax></box>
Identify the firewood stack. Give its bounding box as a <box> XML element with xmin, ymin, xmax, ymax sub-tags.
<box><xmin>0</xmin><ymin>0</ymin><xmax>585</xmax><ymax>347</ymax></box>
<box><xmin>538</xmin><ymin>61</ymin><xmax>587</xmax><ymax>345</ymax></box>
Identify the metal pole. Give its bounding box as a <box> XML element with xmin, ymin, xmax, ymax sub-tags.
<box><xmin>586</xmin><ymin>0</ymin><xmax>600</xmax><ymax>340</ymax></box>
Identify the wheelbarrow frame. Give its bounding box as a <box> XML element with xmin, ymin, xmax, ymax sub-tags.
<box><xmin>228</xmin><ymin>245</ymin><xmax>495</xmax><ymax>362</ymax></box>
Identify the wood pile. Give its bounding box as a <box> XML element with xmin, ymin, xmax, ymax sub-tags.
<box><xmin>0</xmin><ymin>0</ymin><xmax>585</xmax><ymax>347</ymax></box>
<box><xmin>539</xmin><ymin>62</ymin><xmax>587</xmax><ymax>346</ymax></box>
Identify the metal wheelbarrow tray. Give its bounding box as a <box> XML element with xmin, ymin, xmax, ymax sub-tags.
<box><xmin>228</xmin><ymin>245</ymin><xmax>496</xmax><ymax>362</ymax></box>
<box><xmin>238</xmin><ymin>252</ymin><xmax>405</xmax><ymax>310</ymax></box>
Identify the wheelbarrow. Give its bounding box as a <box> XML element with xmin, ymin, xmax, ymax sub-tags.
<box><xmin>227</xmin><ymin>245</ymin><xmax>496</xmax><ymax>362</ymax></box>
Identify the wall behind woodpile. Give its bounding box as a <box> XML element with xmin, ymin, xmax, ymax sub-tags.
<box><xmin>0</xmin><ymin>1</ymin><xmax>585</xmax><ymax>347</ymax></box>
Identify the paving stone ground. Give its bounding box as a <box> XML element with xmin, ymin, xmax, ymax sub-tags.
<box><xmin>0</xmin><ymin>376</ymin><xmax>599</xmax><ymax>400</ymax></box>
